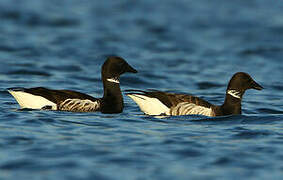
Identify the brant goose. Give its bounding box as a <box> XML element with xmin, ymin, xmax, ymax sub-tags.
<box><xmin>8</xmin><ymin>56</ymin><xmax>137</xmax><ymax>113</ymax></box>
<box><xmin>126</xmin><ymin>72</ymin><xmax>263</xmax><ymax>116</ymax></box>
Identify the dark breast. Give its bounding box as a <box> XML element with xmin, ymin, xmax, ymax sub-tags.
<box><xmin>100</xmin><ymin>96</ymin><xmax>124</xmax><ymax>113</ymax></box>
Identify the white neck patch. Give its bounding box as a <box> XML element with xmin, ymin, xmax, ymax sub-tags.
<box><xmin>107</xmin><ymin>77</ymin><xmax>120</xmax><ymax>84</ymax></box>
<box><xmin>227</xmin><ymin>90</ymin><xmax>241</xmax><ymax>99</ymax></box>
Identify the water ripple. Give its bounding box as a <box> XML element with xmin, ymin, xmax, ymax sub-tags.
<box><xmin>232</xmin><ymin>130</ymin><xmax>273</xmax><ymax>139</ymax></box>
<box><xmin>7</xmin><ymin>70</ymin><xmax>51</xmax><ymax>76</ymax></box>
<box><xmin>0</xmin><ymin>160</ymin><xmax>36</xmax><ymax>170</ymax></box>
<box><xmin>42</xmin><ymin>65</ymin><xmax>82</xmax><ymax>72</ymax></box>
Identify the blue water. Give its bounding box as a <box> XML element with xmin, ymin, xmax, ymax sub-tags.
<box><xmin>0</xmin><ymin>0</ymin><xmax>283</xmax><ymax>179</ymax></box>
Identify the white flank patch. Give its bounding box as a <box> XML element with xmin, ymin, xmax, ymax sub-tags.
<box><xmin>169</xmin><ymin>102</ymin><xmax>212</xmax><ymax>116</ymax></box>
<box><xmin>107</xmin><ymin>78</ymin><xmax>120</xmax><ymax>84</ymax></box>
<box><xmin>227</xmin><ymin>90</ymin><xmax>241</xmax><ymax>99</ymax></box>
<box><xmin>59</xmin><ymin>99</ymin><xmax>100</xmax><ymax>112</ymax></box>
<box><xmin>127</xmin><ymin>94</ymin><xmax>170</xmax><ymax>115</ymax></box>
<box><xmin>8</xmin><ymin>90</ymin><xmax>57</xmax><ymax>110</ymax></box>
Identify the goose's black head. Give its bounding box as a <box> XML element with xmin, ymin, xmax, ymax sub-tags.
<box><xmin>220</xmin><ymin>72</ymin><xmax>263</xmax><ymax>115</ymax></box>
<box><xmin>100</xmin><ymin>56</ymin><xmax>137</xmax><ymax>113</ymax></box>
<box><xmin>102</xmin><ymin>56</ymin><xmax>137</xmax><ymax>80</ymax></box>
<box><xmin>227</xmin><ymin>72</ymin><xmax>263</xmax><ymax>95</ymax></box>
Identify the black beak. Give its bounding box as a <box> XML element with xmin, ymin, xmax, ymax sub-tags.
<box><xmin>251</xmin><ymin>80</ymin><xmax>263</xmax><ymax>90</ymax></box>
<box><xmin>125</xmin><ymin>63</ymin><xmax>138</xmax><ymax>73</ymax></box>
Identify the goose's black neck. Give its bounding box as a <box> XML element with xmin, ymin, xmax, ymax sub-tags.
<box><xmin>221</xmin><ymin>90</ymin><xmax>244</xmax><ymax>115</ymax></box>
<box><xmin>101</xmin><ymin>77</ymin><xmax>123</xmax><ymax>113</ymax></box>
<box><xmin>98</xmin><ymin>56</ymin><xmax>137</xmax><ymax>113</ymax></box>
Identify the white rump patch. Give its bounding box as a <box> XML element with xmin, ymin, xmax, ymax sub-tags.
<box><xmin>59</xmin><ymin>99</ymin><xmax>100</xmax><ymax>112</ymax></box>
<box><xmin>227</xmin><ymin>90</ymin><xmax>241</xmax><ymax>99</ymax></box>
<box><xmin>127</xmin><ymin>94</ymin><xmax>170</xmax><ymax>115</ymax></box>
<box><xmin>169</xmin><ymin>102</ymin><xmax>212</xmax><ymax>116</ymax></box>
<box><xmin>107</xmin><ymin>77</ymin><xmax>120</xmax><ymax>84</ymax></box>
<box><xmin>8</xmin><ymin>90</ymin><xmax>57</xmax><ymax>110</ymax></box>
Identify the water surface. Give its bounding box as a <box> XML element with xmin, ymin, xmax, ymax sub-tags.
<box><xmin>0</xmin><ymin>0</ymin><xmax>283</xmax><ymax>179</ymax></box>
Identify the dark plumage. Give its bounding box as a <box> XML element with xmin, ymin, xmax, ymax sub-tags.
<box><xmin>8</xmin><ymin>56</ymin><xmax>137</xmax><ymax>113</ymax></box>
<box><xmin>126</xmin><ymin>72</ymin><xmax>263</xmax><ymax>116</ymax></box>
